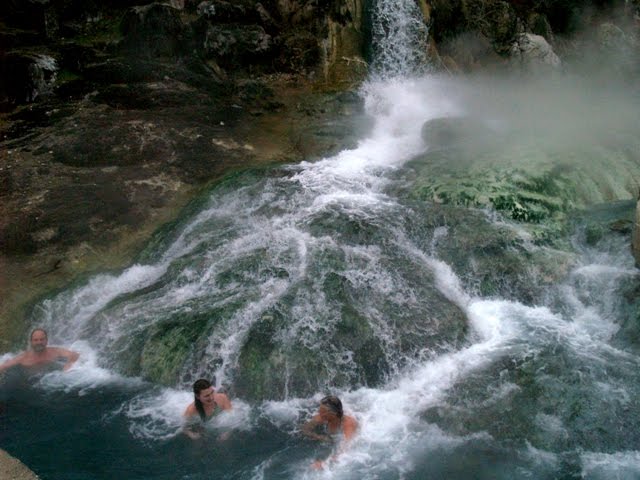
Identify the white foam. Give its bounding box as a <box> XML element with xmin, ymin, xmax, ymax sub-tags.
<box><xmin>521</xmin><ymin>442</ymin><xmax>559</xmax><ymax>470</ymax></box>
<box><xmin>252</xmin><ymin>297</ymin><xmax>530</xmax><ymax>477</ymax></box>
<box><xmin>124</xmin><ymin>388</ymin><xmax>252</xmax><ymax>440</ymax></box>
<box><xmin>35</xmin><ymin>341</ymin><xmax>143</xmax><ymax>395</ymax></box>
<box><xmin>581</xmin><ymin>451</ymin><xmax>640</xmax><ymax>479</ymax></box>
<box><xmin>124</xmin><ymin>388</ymin><xmax>191</xmax><ymax>440</ymax></box>
<box><xmin>37</xmin><ymin>264</ymin><xmax>167</xmax><ymax>342</ymax></box>
<box><xmin>261</xmin><ymin>398</ymin><xmax>306</xmax><ymax>429</ymax></box>
<box><xmin>534</xmin><ymin>414</ymin><xmax>569</xmax><ymax>441</ymax></box>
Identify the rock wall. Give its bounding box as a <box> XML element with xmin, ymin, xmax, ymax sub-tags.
<box><xmin>0</xmin><ymin>0</ymin><xmax>372</xmax><ymax>346</ymax></box>
<box><xmin>427</xmin><ymin>0</ymin><xmax>639</xmax><ymax>75</ymax></box>
<box><xmin>0</xmin><ymin>0</ymin><xmax>369</xmax><ymax>111</ymax></box>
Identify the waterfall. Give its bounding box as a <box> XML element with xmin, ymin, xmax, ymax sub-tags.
<box><xmin>369</xmin><ymin>0</ymin><xmax>431</xmax><ymax>77</ymax></box>
<box><xmin>8</xmin><ymin>1</ymin><xmax>640</xmax><ymax>479</ymax></box>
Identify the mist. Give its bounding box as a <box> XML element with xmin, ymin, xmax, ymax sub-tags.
<box><xmin>447</xmin><ymin>71</ymin><xmax>640</xmax><ymax>150</ymax></box>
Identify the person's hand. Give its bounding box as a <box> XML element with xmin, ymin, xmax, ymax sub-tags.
<box><xmin>311</xmin><ymin>460</ymin><xmax>324</xmax><ymax>470</ymax></box>
<box><xmin>217</xmin><ymin>431</ymin><xmax>231</xmax><ymax>442</ymax></box>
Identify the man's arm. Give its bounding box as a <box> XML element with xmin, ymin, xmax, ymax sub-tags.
<box><xmin>0</xmin><ymin>354</ymin><xmax>24</xmax><ymax>374</ymax></box>
<box><xmin>50</xmin><ymin>347</ymin><xmax>79</xmax><ymax>371</ymax></box>
<box><xmin>301</xmin><ymin>415</ymin><xmax>331</xmax><ymax>442</ymax></box>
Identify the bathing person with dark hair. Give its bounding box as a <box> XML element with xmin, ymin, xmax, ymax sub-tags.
<box><xmin>183</xmin><ymin>378</ymin><xmax>232</xmax><ymax>440</ymax></box>
<box><xmin>0</xmin><ymin>328</ymin><xmax>79</xmax><ymax>374</ymax></box>
<box><xmin>302</xmin><ymin>395</ymin><xmax>358</xmax><ymax>469</ymax></box>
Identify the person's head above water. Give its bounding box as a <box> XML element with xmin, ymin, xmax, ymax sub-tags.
<box><xmin>192</xmin><ymin>379</ymin><xmax>216</xmax><ymax>420</ymax></box>
<box><xmin>30</xmin><ymin>328</ymin><xmax>48</xmax><ymax>353</ymax></box>
<box><xmin>193</xmin><ymin>378</ymin><xmax>212</xmax><ymax>396</ymax></box>
<box><xmin>320</xmin><ymin>395</ymin><xmax>343</xmax><ymax>419</ymax></box>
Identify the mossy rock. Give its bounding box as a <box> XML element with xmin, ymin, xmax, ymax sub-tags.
<box><xmin>234</xmin><ymin>265</ymin><xmax>469</xmax><ymax>401</ymax></box>
<box><xmin>140</xmin><ymin>315</ymin><xmax>210</xmax><ymax>385</ymax></box>
<box><xmin>405</xmin><ymin>125</ymin><xmax>640</xmax><ymax>245</ymax></box>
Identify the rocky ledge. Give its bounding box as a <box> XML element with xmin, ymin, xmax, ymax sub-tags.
<box><xmin>0</xmin><ymin>71</ymin><xmax>369</xmax><ymax>347</ymax></box>
<box><xmin>0</xmin><ymin>0</ymin><xmax>371</xmax><ymax>347</ymax></box>
<box><xmin>0</xmin><ymin>449</ymin><xmax>39</xmax><ymax>480</ymax></box>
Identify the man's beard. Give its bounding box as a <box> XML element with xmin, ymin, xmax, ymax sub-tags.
<box><xmin>32</xmin><ymin>344</ymin><xmax>46</xmax><ymax>353</ymax></box>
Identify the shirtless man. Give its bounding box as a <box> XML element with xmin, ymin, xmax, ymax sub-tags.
<box><xmin>302</xmin><ymin>395</ymin><xmax>358</xmax><ymax>469</ymax></box>
<box><xmin>0</xmin><ymin>328</ymin><xmax>79</xmax><ymax>374</ymax></box>
<box><xmin>183</xmin><ymin>378</ymin><xmax>232</xmax><ymax>440</ymax></box>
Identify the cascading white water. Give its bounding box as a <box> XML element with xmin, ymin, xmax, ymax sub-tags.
<box><xmin>369</xmin><ymin>0</ymin><xmax>431</xmax><ymax>77</ymax></box>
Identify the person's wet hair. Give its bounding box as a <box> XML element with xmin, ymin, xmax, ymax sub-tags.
<box><xmin>30</xmin><ymin>328</ymin><xmax>47</xmax><ymax>340</ymax></box>
<box><xmin>320</xmin><ymin>395</ymin><xmax>343</xmax><ymax>418</ymax></box>
<box><xmin>193</xmin><ymin>379</ymin><xmax>213</xmax><ymax>421</ymax></box>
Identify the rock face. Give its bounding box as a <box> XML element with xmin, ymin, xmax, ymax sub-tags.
<box><xmin>510</xmin><ymin>33</ymin><xmax>561</xmax><ymax>71</ymax></box>
<box><xmin>0</xmin><ymin>449</ymin><xmax>39</xmax><ymax>480</ymax></box>
<box><xmin>428</xmin><ymin>0</ymin><xmax>639</xmax><ymax>73</ymax></box>
<box><xmin>0</xmin><ymin>1</ymin><xmax>369</xmax><ymax>112</ymax></box>
<box><xmin>0</xmin><ymin>53</ymin><xmax>58</xmax><ymax>105</ymax></box>
<box><xmin>0</xmin><ymin>0</ymin><xmax>374</xmax><ymax>344</ymax></box>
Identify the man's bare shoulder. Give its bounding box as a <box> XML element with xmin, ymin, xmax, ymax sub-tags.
<box><xmin>344</xmin><ymin>415</ymin><xmax>358</xmax><ymax>427</ymax></box>
<box><xmin>342</xmin><ymin>415</ymin><xmax>358</xmax><ymax>438</ymax></box>
<box><xmin>47</xmin><ymin>346</ymin><xmax>76</xmax><ymax>355</ymax></box>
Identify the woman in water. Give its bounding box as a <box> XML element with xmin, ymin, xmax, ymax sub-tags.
<box><xmin>183</xmin><ymin>378</ymin><xmax>232</xmax><ymax>440</ymax></box>
<box><xmin>302</xmin><ymin>395</ymin><xmax>358</xmax><ymax>469</ymax></box>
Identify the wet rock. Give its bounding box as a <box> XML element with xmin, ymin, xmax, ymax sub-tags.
<box><xmin>140</xmin><ymin>317</ymin><xmax>207</xmax><ymax>385</ymax></box>
<box><xmin>436</xmin><ymin>31</ymin><xmax>504</xmax><ymax>72</ymax></box>
<box><xmin>595</xmin><ymin>22</ymin><xmax>640</xmax><ymax>76</ymax></box>
<box><xmin>200</xmin><ymin>23</ymin><xmax>272</xmax><ymax>67</ymax></box>
<box><xmin>120</xmin><ymin>3</ymin><xmax>188</xmax><ymax>58</ymax></box>
<box><xmin>234</xmin><ymin>273</ymin><xmax>468</xmax><ymax>402</ymax></box>
<box><xmin>408</xmin><ymin>121</ymin><xmax>640</xmax><ymax>248</ymax></box>
<box><xmin>527</xmin><ymin>12</ymin><xmax>554</xmax><ymax>42</ymax></box>
<box><xmin>195</xmin><ymin>0</ymin><xmax>259</xmax><ymax>23</ymax></box>
<box><xmin>510</xmin><ymin>33</ymin><xmax>561</xmax><ymax>71</ymax></box>
<box><xmin>0</xmin><ymin>52</ymin><xmax>58</xmax><ymax>107</ymax></box>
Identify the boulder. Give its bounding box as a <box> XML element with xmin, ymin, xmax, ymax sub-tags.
<box><xmin>0</xmin><ymin>52</ymin><xmax>57</xmax><ymax>106</ymax></box>
<box><xmin>595</xmin><ymin>22</ymin><xmax>640</xmax><ymax>76</ymax></box>
<box><xmin>200</xmin><ymin>23</ymin><xmax>272</xmax><ymax>68</ymax></box>
<box><xmin>510</xmin><ymin>33</ymin><xmax>561</xmax><ymax>71</ymax></box>
<box><xmin>195</xmin><ymin>0</ymin><xmax>258</xmax><ymax>23</ymax></box>
<box><xmin>119</xmin><ymin>3</ymin><xmax>187</xmax><ymax>58</ymax></box>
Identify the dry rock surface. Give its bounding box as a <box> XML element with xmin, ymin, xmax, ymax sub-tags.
<box><xmin>0</xmin><ymin>449</ymin><xmax>39</xmax><ymax>480</ymax></box>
